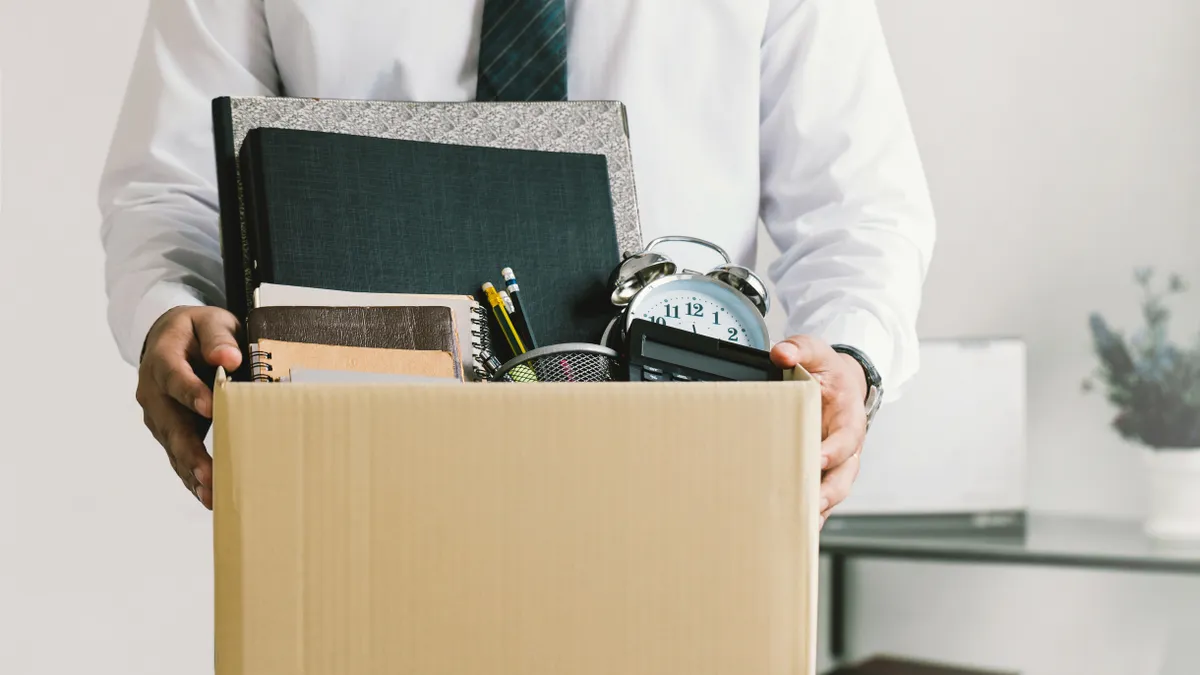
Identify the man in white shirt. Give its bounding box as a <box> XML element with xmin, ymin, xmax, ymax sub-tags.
<box><xmin>101</xmin><ymin>0</ymin><xmax>935</xmax><ymax>523</ymax></box>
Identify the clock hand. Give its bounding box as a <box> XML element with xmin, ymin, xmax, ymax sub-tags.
<box><xmin>692</xmin><ymin>323</ymin><xmax>697</xmax><ymax>334</ymax></box>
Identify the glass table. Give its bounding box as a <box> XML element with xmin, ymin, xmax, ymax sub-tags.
<box><xmin>819</xmin><ymin>513</ymin><xmax>1200</xmax><ymax>660</ymax></box>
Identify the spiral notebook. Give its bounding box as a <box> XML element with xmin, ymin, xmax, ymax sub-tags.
<box><xmin>253</xmin><ymin>282</ymin><xmax>493</xmax><ymax>381</ymax></box>
<box><xmin>287</xmin><ymin>368</ymin><xmax>462</xmax><ymax>385</ymax></box>
<box><xmin>247</xmin><ymin>305</ymin><xmax>463</xmax><ymax>381</ymax></box>
<box><xmin>249</xmin><ymin>339</ymin><xmax>458</xmax><ymax>383</ymax></box>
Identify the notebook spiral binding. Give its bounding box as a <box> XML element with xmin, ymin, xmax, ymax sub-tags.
<box><xmin>249</xmin><ymin>345</ymin><xmax>275</xmax><ymax>382</ymax></box>
<box><xmin>469</xmin><ymin>303</ymin><xmax>495</xmax><ymax>381</ymax></box>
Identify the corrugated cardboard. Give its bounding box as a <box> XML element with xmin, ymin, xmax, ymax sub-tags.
<box><xmin>212</xmin><ymin>370</ymin><xmax>822</xmax><ymax>675</ymax></box>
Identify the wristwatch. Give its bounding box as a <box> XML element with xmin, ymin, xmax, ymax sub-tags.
<box><xmin>831</xmin><ymin>344</ymin><xmax>883</xmax><ymax>431</ymax></box>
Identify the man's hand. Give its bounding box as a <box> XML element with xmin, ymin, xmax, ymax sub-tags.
<box><xmin>136</xmin><ymin>306</ymin><xmax>242</xmax><ymax>510</ymax></box>
<box><xmin>770</xmin><ymin>336</ymin><xmax>869</xmax><ymax>529</ymax></box>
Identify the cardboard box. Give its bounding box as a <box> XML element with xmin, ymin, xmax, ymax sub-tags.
<box><xmin>212</xmin><ymin>369</ymin><xmax>822</xmax><ymax>674</ymax></box>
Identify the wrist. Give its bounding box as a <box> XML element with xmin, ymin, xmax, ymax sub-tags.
<box><xmin>127</xmin><ymin>283</ymin><xmax>207</xmax><ymax>368</ymax></box>
<box><xmin>140</xmin><ymin>305</ymin><xmax>188</xmax><ymax>364</ymax></box>
<box><xmin>835</xmin><ymin>352</ymin><xmax>869</xmax><ymax>401</ymax></box>
<box><xmin>830</xmin><ymin>344</ymin><xmax>884</xmax><ymax>429</ymax></box>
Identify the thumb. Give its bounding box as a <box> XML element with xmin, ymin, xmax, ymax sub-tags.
<box><xmin>192</xmin><ymin>309</ymin><xmax>242</xmax><ymax>371</ymax></box>
<box><xmin>770</xmin><ymin>335</ymin><xmax>834</xmax><ymax>370</ymax></box>
<box><xmin>770</xmin><ymin>340</ymin><xmax>803</xmax><ymax>368</ymax></box>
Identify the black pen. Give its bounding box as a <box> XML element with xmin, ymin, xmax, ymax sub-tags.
<box><xmin>502</xmin><ymin>267</ymin><xmax>539</xmax><ymax>350</ymax></box>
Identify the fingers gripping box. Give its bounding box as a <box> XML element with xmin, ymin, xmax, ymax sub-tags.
<box><xmin>211</xmin><ymin>369</ymin><xmax>822</xmax><ymax>675</ymax></box>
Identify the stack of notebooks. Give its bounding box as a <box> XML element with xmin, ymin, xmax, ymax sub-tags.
<box><xmin>247</xmin><ymin>282</ymin><xmax>489</xmax><ymax>383</ymax></box>
<box><xmin>212</xmin><ymin>96</ymin><xmax>642</xmax><ymax>382</ymax></box>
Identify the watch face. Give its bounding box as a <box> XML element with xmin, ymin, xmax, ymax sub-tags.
<box><xmin>627</xmin><ymin>275</ymin><xmax>769</xmax><ymax>349</ymax></box>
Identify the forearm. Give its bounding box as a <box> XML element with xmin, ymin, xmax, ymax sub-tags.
<box><xmin>101</xmin><ymin>203</ymin><xmax>223</xmax><ymax>365</ymax></box>
<box><xmin>767</xmin><ymin>208</ymin><xmax>931</xmax><ymax>398</ymax></box>
<box><xmin>760</xmin><ymin>0</ymin><xmax>935</xmax><ymax>398</ymax></box>
<box><xmin>97</xmin><ymin>0</ymin><xmax>278</xmax><ymax>365</ymax></box>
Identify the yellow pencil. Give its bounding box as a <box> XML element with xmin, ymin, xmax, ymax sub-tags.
<box><xmin>482</xmin><ymin>282</ymin><xmax>526</xmax><ymax>357</ymax></box>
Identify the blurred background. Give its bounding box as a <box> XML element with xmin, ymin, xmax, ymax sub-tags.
<box><xmin>2</xmin><ymin>1</ymin><xmax>1200</xmax><ymax>674</ymax></box>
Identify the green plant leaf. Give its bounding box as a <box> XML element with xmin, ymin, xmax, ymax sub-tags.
<box><xmin>1086</xmin><ymin>270</ymin><xmax>1200</xmax><ymax>448</ymax></box>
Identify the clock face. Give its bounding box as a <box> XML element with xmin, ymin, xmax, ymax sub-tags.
<box><xmin>628</xmin><ymin>276</ymin><xmax>768</xmax><ymax>349</ymax></box>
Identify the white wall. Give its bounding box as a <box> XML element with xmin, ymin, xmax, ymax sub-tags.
<box><xmin>763</xmin><ymin>1</ymin><xmax>1200</xmax><ymax>673</ymax></box>
<box><xmin>0</xmin><ymin>1</ymin><xmax>219</xmax><ymax>673</ymax></box>
<box><xmin>2</xmin><ymin>1</ymin><xmax>1199</xmax><ymax>674</ymax></box>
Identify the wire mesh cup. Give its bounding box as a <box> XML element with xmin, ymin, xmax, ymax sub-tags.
<box><xmin>491</xmin><ymin>343</ymin><xmax>621</xmax><ymax>383</ymax></box>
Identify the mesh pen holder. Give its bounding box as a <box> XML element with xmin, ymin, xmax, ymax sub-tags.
<box><xmin>491</xmin><ymin>343</ymin><xmax>621</xmax><ymax>383</ymax></box>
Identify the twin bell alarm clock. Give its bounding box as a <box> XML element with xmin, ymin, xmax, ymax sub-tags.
<box><xmin>602</xmin><ymin>236</ymin><xmax>773</xmax><ymax>352</ymax></box>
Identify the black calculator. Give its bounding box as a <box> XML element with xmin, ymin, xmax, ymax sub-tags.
<box><xmin>624</xmin><ymin>319</ymin><xmax>784</xmax><ymax>382</ymax></box>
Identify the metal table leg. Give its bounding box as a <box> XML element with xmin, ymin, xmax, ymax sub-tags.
<box><xmin>830</xmin><ymin>553</ymin><xmax>847</xmax><ymax>661</ymax></box>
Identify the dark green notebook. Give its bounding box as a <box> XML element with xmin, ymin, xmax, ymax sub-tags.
<box><xmin>238</xmin><ymin>127</ymin><xmax>620</xmax><ymax>349</ymax></box>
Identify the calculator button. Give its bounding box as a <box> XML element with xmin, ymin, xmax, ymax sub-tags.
<box><xmin>670</xmin><ymin>373</ymin><xmax>691</xmax><ymax>382</ymax></box>
<box><xmin>641</xmin><ymin>369</ymin><xmax>666</xmax><ymax>381</ymax></box>
<box><xmin>642</xmin><ymin>365</ymin><xmax>664</xmax><ymax>375</ymax></box>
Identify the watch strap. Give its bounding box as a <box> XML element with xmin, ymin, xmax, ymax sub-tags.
<box><xmin>831</xmin><ymin>344</ymin><xmax>883</xmax><ymax>429</ymax></box>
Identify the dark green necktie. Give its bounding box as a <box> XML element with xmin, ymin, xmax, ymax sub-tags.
<box><xmin>475</xmin><ymin>0</ymin><xmax>568</xmax><ymax>101</ymax></box>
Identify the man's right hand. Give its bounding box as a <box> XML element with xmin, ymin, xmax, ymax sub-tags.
<box><xmin>136</xmin><ymin>306</ymin><xmax>242</xmax><ymax>510</ymax></box>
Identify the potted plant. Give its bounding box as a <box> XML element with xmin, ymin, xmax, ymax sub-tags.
<box><xmin>1084</xmin><ymin>268</ymin><xmax>1200</xmax><ymax>539</ymax></box>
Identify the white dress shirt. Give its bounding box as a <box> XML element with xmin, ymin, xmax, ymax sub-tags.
<box><xmin>99</xmin><ymin>0</ymin><xmax>936</xmax><ymax>397</ymax></box>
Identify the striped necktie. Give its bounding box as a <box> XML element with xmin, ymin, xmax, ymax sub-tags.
<box><xmin>475</xmin><ymin>0</ymin><xmax>568</xmax><ymax>101</ymax></box>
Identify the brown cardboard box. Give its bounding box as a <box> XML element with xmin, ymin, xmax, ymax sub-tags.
<box><xmin>212</xmin><ymin>369</ymin><xmax>822</xmax><ymax>674</ymax></box>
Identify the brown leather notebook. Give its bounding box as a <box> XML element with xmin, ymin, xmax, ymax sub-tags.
<box><xmin>247</xmin><ymin>305</ymin><xmax>461</xmax><ymax>380</ymax></box>
<box><xmin>249</xmin><ymin>339</ymin><xmax>458</xmax><ymax>382</ymax></box>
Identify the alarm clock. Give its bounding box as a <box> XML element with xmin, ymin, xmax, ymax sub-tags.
<box><xmin>602</xmin><ymin>236</ymin><xmax>772</xmax><ymax>351</ymax></box>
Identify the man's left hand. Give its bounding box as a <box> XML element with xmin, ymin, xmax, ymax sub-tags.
<box><xmin>770</xmin><ymin>336</ymin><xmax>869</xmax><ymax>529</ymax></box>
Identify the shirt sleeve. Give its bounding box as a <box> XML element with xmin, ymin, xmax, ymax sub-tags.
<box><xmin>758</xmin><ymin>0</ymin><xmax>936</xmax><ymax>400</ymax></box>
<box><xmin>98</xmin><ymin>0</ymin><xmax>279</xmax><ymax>366</ymax></box>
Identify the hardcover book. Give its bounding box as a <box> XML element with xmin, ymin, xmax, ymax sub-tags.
<box><xmin>212</xmin><ymin>96</ymin><xmax>643</xmax><ymax>338</ymax></box>
<box><xmin>236</xmin><ymin>127</ymin><xmax>621</xmax><ymax>350</ymax></box>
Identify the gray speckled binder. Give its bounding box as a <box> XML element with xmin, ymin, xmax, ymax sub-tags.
<box><xmin>213</xmin><ymin>97</ymin><xmax>643</xmax><ymax>332</ymax></box>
